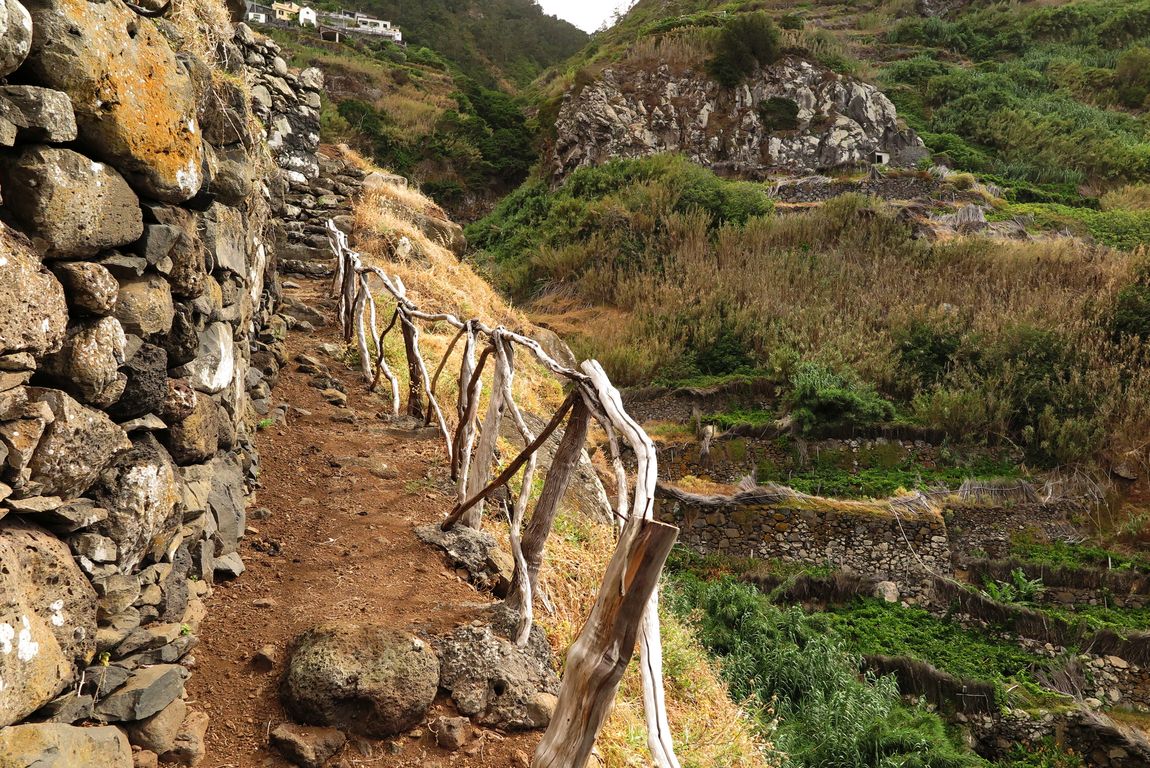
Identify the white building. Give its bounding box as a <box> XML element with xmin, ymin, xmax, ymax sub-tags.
<box><xmin>298</xmin><ymin>6</ymin><xmax>317</xmax><ymax>26</ymax></box>
<box><xmin>321</xmin><ymin>10</ymin><xmax>402</xmax><ymax>41</ymax></box>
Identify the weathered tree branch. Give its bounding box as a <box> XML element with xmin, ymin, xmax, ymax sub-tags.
<box><xmin>532</xmin><ymin>516</ymin><xmax>678</xmax><ymax>768</ymax></box>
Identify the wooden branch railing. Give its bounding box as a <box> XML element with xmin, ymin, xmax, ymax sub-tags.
<box><xmin>326</xmin><ymin>220</ymin><xmax>681</xmax><ymax>768</ymax></box>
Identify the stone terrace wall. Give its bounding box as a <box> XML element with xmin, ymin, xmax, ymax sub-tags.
<box><xmin>0</xmin><ymin>8</ymin><xmax>323</xmax><ymax>765</ymax></box>
<box><xmin>656</xmin><ymin>495</ymin><xmax>952</xmax><ymax>600</ymax></box>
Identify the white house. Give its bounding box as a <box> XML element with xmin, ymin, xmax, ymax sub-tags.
<box><xmin>298</xmin><ymin>6</ymin><xmax>317</xmax><ymax>26</ymax></box>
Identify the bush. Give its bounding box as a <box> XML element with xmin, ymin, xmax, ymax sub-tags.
<box><xmin>896</xmin><ymin>317</ymin><xmax>964</xmax><ymax>391</ymax></box>
<box><xmin>1115</xmin><ymin>45</ymin><xmax>1150</xmax><ymax>108</ymax></box>
<box><xmin>667</xmin><ymin>575</ymin><xmax>986</xmax><ymax>768</ymax></box>
<box><xmin>708</xmin><ymin>12</ymin><xmax>782</xmax><ymax>88</ymax></box>
<box><xmin>779</xmin><ymin>12</ymin><xmax>804</xmax><ymax>30</ymax></box>
<box><xmin>758</xmin><ymin>96</ymin><xmax>800</xmax><ymax>132</ymax></box>
<box><xmin>788</xmin><ymin>362</ymin><xmax>896</xmax><ymax>435</ymax></box>
<box><xmin>1112</xmin><ymin>283</ymin><xmax>1150</xmax><ymax>340</ymax></box>
<box><xmin>982</xmin><ymin>568</ymin><xmax>1046</xmax><ymax>605</ymax></box>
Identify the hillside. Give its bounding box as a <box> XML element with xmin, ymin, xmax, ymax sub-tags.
<box><xmin>267</xmin><ymin>27</ymin><xmax>539</xmax><ymax>218</ymax></box>
<box><xmin>308</xmin><ymin>0</ymin><xmax>587</xmax><ymax>88</ymax></box>
<box><xmin>531</xmin><ymin>0</ymin><xmax>1150</xmax><ymax>199</ymax></box>
<box><xmin>458</xmin><ymin>2</ymin><xmax>1150</xmax><ymax>764</ymax></box>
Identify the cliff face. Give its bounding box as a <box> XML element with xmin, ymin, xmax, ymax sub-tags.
<box><xmin>0</xmin><ymin>0</ymin><xmax>324</xmax><ymax>760</ymax></box>
<box><xmin>552</xmin><ymin>56</ymin><xmax>927</xmax><ymax>179</ymax></box>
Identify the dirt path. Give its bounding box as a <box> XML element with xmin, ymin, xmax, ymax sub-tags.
<box><xmin>186</xmin><ymin>279</ymin><xmax>538</xmax><ymax>768</ymax></box>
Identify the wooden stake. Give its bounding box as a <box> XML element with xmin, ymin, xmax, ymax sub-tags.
<box><xmin>508</xmin><ymin>397</ymin><xmax>590</xmax><ymax>613</ymax></box>
<box><xmin>532</xmin><ymin>516</ymin><xmax>678</xmax><ymax>768</ymax></box>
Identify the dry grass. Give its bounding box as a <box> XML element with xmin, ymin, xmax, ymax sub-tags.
<box><xmin>170</xmin><ymin>0</ymin><xmax>233</xmax><ymax>65</ymax></box>
<box><xmin>622</xmin><ymin>27</ymin><xmax>719</xmax><ymax>71</ymax></box>
<box><xmin>350</xmin><ymin>164</ymin><xmax>564</xmax><ymax>419</ymax></box>
<box><xmin>1102</xmin><ymin>183</ymin><xmax>1150</xmax><ymax>212</ymax></box>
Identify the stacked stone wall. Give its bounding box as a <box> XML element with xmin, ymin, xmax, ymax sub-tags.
<box><xmin>0</xmin><ymin>8</ymin><xmax>325</xmax><ymax>764</ymax></box>
<box><xmin>655</xmin><ymin>496</ymin><xmax>952</xmax><ymax>600</ymax></box>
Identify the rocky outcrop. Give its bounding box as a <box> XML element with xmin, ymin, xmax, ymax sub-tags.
<box><xmin>553</xmin><ymin>56</ymin><xmax>927</xmax><ymax>178</ymax></box>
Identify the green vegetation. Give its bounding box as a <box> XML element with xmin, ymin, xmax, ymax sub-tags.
<box><xmin>1008</xmin><ymin>536</ymin><xmax>1150</xmax><ymax>573</ymax></box>
<box><xmin>707</xmin><ymin>12</ymin><xmax>782</xmax><ymax>87</ymax></box>
<box><xmin>668</xmin><ymin>574</ymin><xmax>987</xmax><ymax>767</ymax></box>
<box><xmin>788</xmin><ymin>362</ymin><xmax>896</xmax><ymax>435</ymax></box>
<box><xmin>470</xmin><ymin>158</ymin><xmax>1150</xmax><ymax>466</ymax></box>
<box><xmin>811</xmin><ymin>599</ymin><xmax>1044</xmax><ymax>691</ymax></box>
<box><xmin>306</xmin><ymin>0</ymin><xmax>585</xmax><ymax>88</ymax></box>
<box><xmin>758</xmin><ymin>96</ymin><xmax>800</xmax><ymax>132</ymax></box>
<box><xmin>271</xmin><ymin>29</ymin><xmax>536</xmax><ymax>212</ymax></box>
<box><xmin>988</xmin><ymin>203</ymin><xmax>1150</xmax><ymax>251</ymax></box>
<box><xmin>982</xmin><ymin>568</ymin><xmax>1046</xmax><ymax>607</ymax></box>
<box><xmin>882</xmin><ymin>0</ymin><xmax>1150</xmax><ymax>188</ymax></box>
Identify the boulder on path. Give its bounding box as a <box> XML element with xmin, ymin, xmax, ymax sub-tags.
<box><xmin>415</xmin><ymin>523</ymin><xmax>513</xmax><ymax>597</ymax></box>
<box><xmin>0</xmin><ymin>146</ymin><xmax>142</xmax><ymax>258</ymax></box>
<box><xmin>0</xmin><ymin>723</ymin><xmax>132</xmax><ymax>767</ymax></box>
<box><xmin>0</xmin><ymin>517</ymin><xmax>97</xmax><ymax>727</ymax></box>
<box><xmin>434</xmin><ymin>606</ymin><xmax>559</xmax><ymax>730</ymax></box>
<box><xmin>282</xmin><ymin>623</ymin><xmax>439</xmax><ymax>738</ymax></box>
<box><xmin>23</xmin><ymin>0</ymin><xmax>204</xmax><ymax>202</ymax></box>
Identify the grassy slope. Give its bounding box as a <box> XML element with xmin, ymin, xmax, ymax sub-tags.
<box><xmin>468</xmin><ymin>156</ymin><xmax>1150</xmax><ymax>468</ymax></box>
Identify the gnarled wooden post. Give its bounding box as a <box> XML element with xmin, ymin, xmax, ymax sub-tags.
<box><xmin>459</xmin><ymin>329</ymin><xmax>511</xmax><ymax>529</ymax></box>
<box><xmin>532</xmin><ymin>515</ymin><xmax>678</xmax><ymax>768</ymax></box>
<box><xmin>508</xmin><ymin>396</ymin><xmax>591</xmax><ymax>613</ymax></box>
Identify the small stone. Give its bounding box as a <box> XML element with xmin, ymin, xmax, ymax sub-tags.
<box><xmin>161</xmin><ymin>709</ymin><xmax>208</xmax><ymax>766</ymax></box>
<box><xmin>322</xmin><ymin>389</ymin><xmax>348</xmax><ymax>407</ymax></box>
<box><xmin>125</xmin><ymin>697</ymin><xmax>187</xmax><ymax>754</ymax></box>
<box><xmin>270</xmin><ymin>722</ymin><xmax>347</xmax><ymax>768</ymax></box>
<box><xmin>429</xmin><ymin>715</ymin><xmax>470</xmax><ymax>750</ymax></box>
<box><xmin>133</xmin><ymin>750</ymin><xmax>159</xmax><ymax>768</ymax></box>
<box><xmin>213</xmin><ymin>551</ymin><xmax>245</xmax><ymax>578</ymax></box>
<box><xmin>252</xmin><ymin>644</ymin><xmax>280</xmax><ymax>673</ymax></box>
<box><xmin>253</xmin><ymin>597</ymin><xmax>278</xmax><ymax>608</ymax></box>
<box><xmin>94</xmin><ymin>664</ymin><xmax>187</xmax><ymax>722</ymax></box>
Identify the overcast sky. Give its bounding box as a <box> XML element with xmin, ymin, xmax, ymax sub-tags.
<box><xmin>537</xmin><ymin>0</ymin><xmax>629</xmax><ymax>33</ymax></box>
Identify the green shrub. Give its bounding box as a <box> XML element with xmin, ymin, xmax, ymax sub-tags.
<box><xmin>982</xmin><ymin>568</ymin><xmax>1046</xmax><ymax>605</ymax></box>
<box><xmin>707</xmin><ymin>12</ymin><xmax>782</xmax><ymax>88</ymax></box>
<box><xmin>667</xmin><ymin>575</ymin><xmax>986</xmax><ymax>768</ymax></box>
<box><xmin>1002</xmin><ymin>738</ymin><xmax>1085</xmax><ymax>768</ymax></box>
<box><xmin>1112</xmin><ymin>283</ymin><xmax>1150</xmax><ymax>340</ymax></box>
<box><xmin>779</xmin><ymin>12</ymin><xmax>804</xmax><ymax>30</ymax></box>
<box><xmin>896</xmin><ymin>318</ymin><xmax>964</xmax><ymax>392</ymax></box>
<box><xmin>1115</xmin><ymin>45</ymin><xmax>1150</xmax><ymax>108</ymax></box>
<box><xmin>788</xmin><ymin>362</ymin><xmax>896</xmax><ymax>435</ymax></box>
<box><xmin>758</xmin><ymin>96</ymin><xmax>800</xmax><ymax>132</ymax></box>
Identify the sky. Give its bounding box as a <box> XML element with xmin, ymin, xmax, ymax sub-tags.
<box><xmin>536</xmin><ymin>0</ymin><xmax>629</xmax><ymax>33</ymax></box>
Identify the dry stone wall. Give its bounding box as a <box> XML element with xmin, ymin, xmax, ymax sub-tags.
<box><xmin>0</xmin><ymin>8</ymin><xmax>325</xmax><ymax>764</ymax></box>
<box><xmin>655</xmin><ymin>495</ymin><xmax>952</xmax><ymax>600</ymax></box>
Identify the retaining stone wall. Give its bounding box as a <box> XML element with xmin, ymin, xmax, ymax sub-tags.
<box><xmin>0</xmin><ymin>9</ymin><xmax>325</xmax><ymax>764</ymax></box>
<box><xmin>655</xmin><ymin>496</ymin><xmax>952</xmax><ymax>600</ymax></box>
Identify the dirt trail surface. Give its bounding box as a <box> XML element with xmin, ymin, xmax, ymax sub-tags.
<box><xmin>186</xmin><ymin>278</ymin><xmax>539</xmax><ymax>768</ymax></box>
